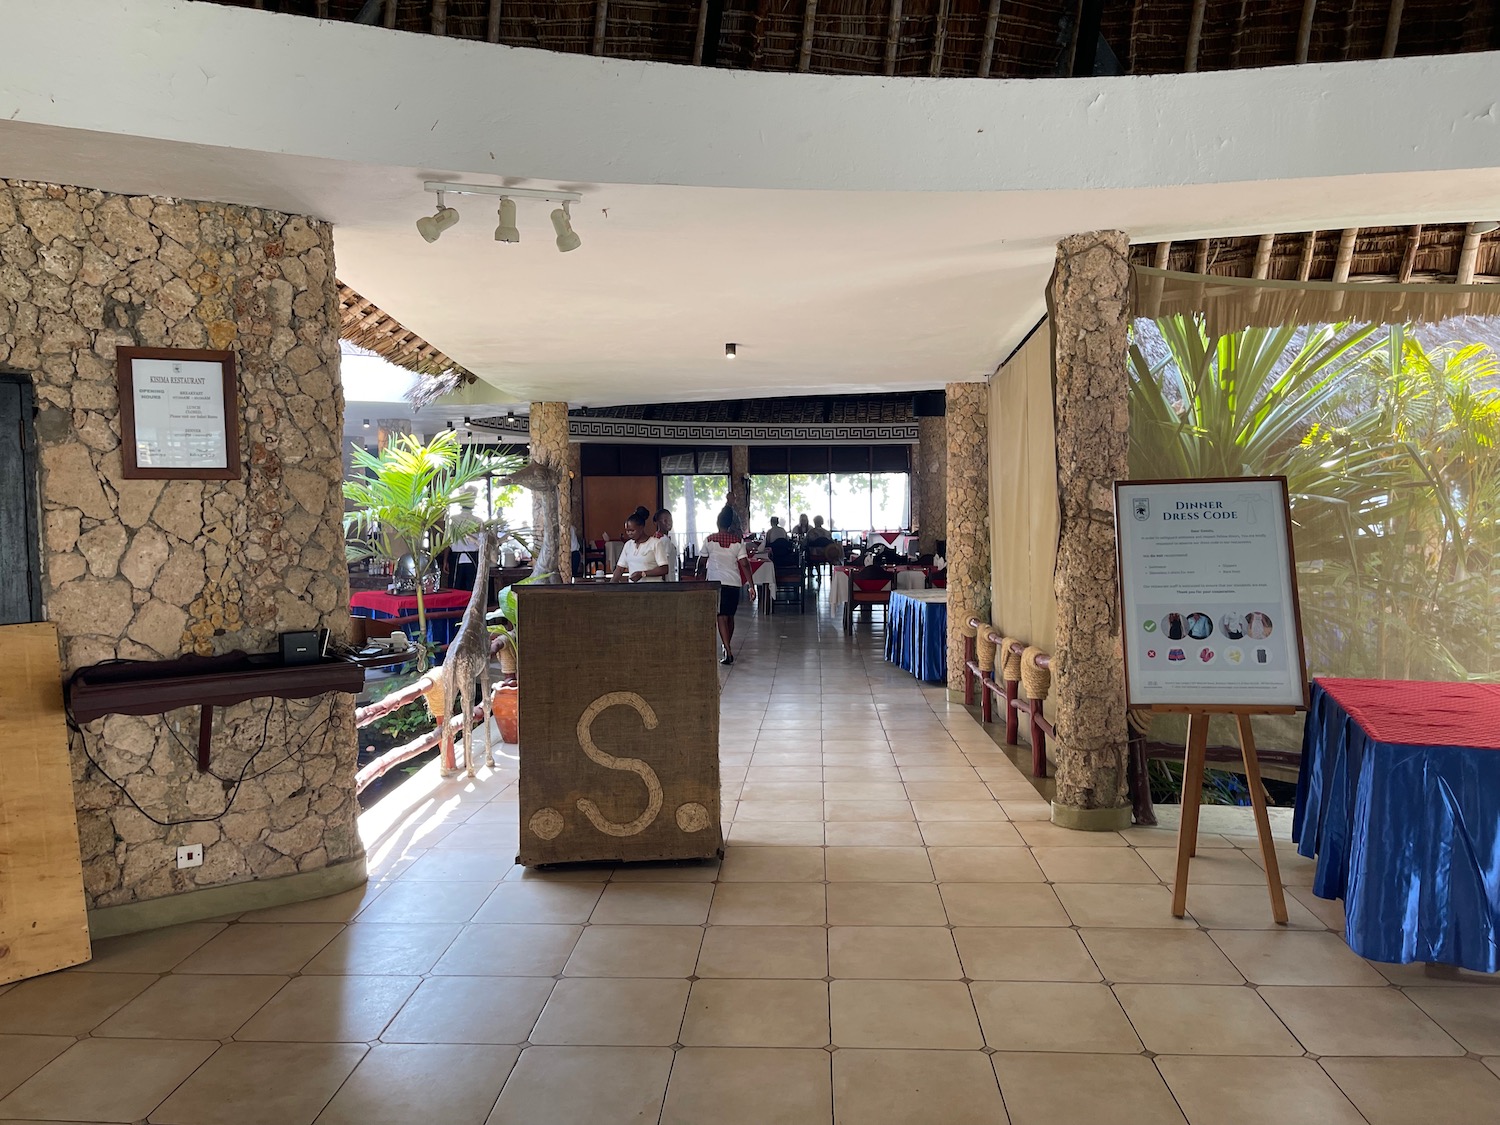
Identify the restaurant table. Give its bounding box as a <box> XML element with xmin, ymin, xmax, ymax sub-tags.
<box><xmin>1293</xmin><ymin>677</ymin><xmax>1500</xmax><ymax>972</ymax></box>
<box><xmin>884</xmin><ymin>589</ymin><xmax>948</xmax><ymax>683</ymax></box>
<box><xmin>349</xmin><ymin>589</ymin><xmax>472</xmax><ymax>647</ymax></box>
<box><xmin>832</xmin><ymin>566</ymin><xmax>930</xmax><ymax>614</ymax></box>
<box><xmin>746</xmin><ymin>556</ymin><xmax>778</xmax><ymax>611</ymax></box>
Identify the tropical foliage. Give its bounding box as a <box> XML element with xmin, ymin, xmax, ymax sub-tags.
<box><xmin>1130</xmin><ymin>316</ymin><xmax>1500</xmax><ymax>685</ymax></box>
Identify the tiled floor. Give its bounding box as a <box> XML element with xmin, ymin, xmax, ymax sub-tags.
<box><xmin>4</xmin><ymin>600</ymin><xmax>1499</xmax><ymax>1123</ymax></box>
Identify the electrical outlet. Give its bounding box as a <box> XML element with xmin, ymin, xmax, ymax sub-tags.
<box><xmin>176</xmin><ymin>844</ymin><xmax>204</xmax><ymax>869</ymax></box>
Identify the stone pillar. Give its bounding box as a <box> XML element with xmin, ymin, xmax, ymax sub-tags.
<box><xmin>915</xmin><ymin>416</ymin><xmax>947</xmax><ymax>553</ymax></box>
<box><xmin>944</xmin><ymin>383</ymin><xmax>989</xmax><ymax>696</ymax></box>
<box><xmin>529</xmin><ymin>402</ymin><xmax>571</xmax><ymax>582</ymax></box>
<box><xmin>1048</xmin><ymin>231</ymin><xmax>1132</xmax><ymax>830</ymax></box>
<box><xmin>730</xmin><ymin>445</ymin><xmax>751</xmax><ymax>533</ymax></box>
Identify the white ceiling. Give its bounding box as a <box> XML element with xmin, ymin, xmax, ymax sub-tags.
<box><xmin>3</xmin><ymin>1</ymin><xmax>1500</xmax><ymax>408</ymax></box>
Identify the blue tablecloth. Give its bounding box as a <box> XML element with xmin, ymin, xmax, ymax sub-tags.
<box><xmin>1293</xmin><ymin>679</ymin><xmax>1500</xmax><ymax>971</ymax></box>
<box><xmin>885</xmin><ymin>590</ymin><xmax>947</xmax><ymax>683</ymax></box>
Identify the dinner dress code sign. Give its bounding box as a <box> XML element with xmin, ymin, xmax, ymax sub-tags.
<box><xmin>1113</xmin><ymin>477</ymin><xmax>1307</xmax><ymax>708</ymax></box>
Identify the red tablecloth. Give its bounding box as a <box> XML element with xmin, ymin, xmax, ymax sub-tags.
<box><xmin>1316</xmin><ymin>678</ymin><xmax>1500</xmax><ymax>751</ymax></box>
<box><xmin>350</xmin><ymin>589</ymin><xmax>472</xmax><ymax>617</ymax></box>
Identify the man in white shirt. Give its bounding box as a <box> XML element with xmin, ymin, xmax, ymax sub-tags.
<box><xmin>654</xmin><ymin>508</ymin><xmax>680</xmax><ymax>582</ymax></box>
<box><xmin>613</xmin><ymin>509</ymin><xmax>671</xmax><ymax>583</ymax></box>
<box><xmin>764</xmin><ymin>517</ymin><xmax>789</xmax><ymax>545</ymax></box>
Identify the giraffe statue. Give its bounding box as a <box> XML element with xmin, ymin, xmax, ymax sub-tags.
<box><xmin>424</xmin><ymin>526</ymin><xmax>499</xmax><ymax>776</ymax></box>
<box><xmin>498</xmin><ymin>458</ymin><xmax>565</xmax><ymax>583</ymax></box>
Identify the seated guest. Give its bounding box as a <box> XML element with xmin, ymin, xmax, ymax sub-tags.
<box><xmin>703</xmin><ymin>508</ymin><xmax>756</xmax><ymax>664</ymax></box>
<box><xmin>654</xmin><ymin>507</ymin><xmax>679</xmax><ymax>581</ymax></box>
<box><xmin>764</xmin><ymin>516</ymin><xmax>789</xmax><ymax>545</ymax></box>
<box><xmin>793</xmin><ymin>513</ymin><xmax>812</xmax><ymax>540</ymax></box>
<box><xmin>768</xmin><ymin>534</ymin><xmax>798</xmax><ymax>569</ymax></box>
<box><xmin>613</xmin><ymin>507</ymin><xmax>671</xmax><ymax>583</ymax></box>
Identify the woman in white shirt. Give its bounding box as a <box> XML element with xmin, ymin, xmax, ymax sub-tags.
<box><xmin>613</xmin><ymin>507</ymin><xmax>671</xmax><ymax>583</ymax></box>
<box><xmin>702</xmin><ymin>508</ymin><xmax>756</xmax><ymax>664</ymax></box>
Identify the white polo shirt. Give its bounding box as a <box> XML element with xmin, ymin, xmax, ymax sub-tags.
<box><xmin>619</xmin><ymin>536</ymin><xmax>670</xmax><ymax>581</ymax></box>
<box><xmin>656</xmin><ymin>533</ymin><xmax>679</xmax><ymax>581</ymax></box>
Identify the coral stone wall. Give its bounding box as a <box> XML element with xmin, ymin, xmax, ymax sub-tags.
<box><xmin>944</xmin><ymin>383</ymin><xmax>990</xmax><ymax>694</ymax></box>
<box><xmin>529</xmin><ymin>401</ymin><xmax>573</xmax><ymax>581</ymax></box>
<box><xmin>0</xmin><ymin>179</ymin><xmax>361</xmax><ymax>908</ymax></box>
<box><xmin>915</xmin><ymin>416</ymin><xmax>947</xmax><ymax>553</ymax></box>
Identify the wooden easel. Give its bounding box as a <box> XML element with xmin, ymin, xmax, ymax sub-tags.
<box><xmin>1163</xmin><ymin>704</ymin><xmax>1291</xmax><ymax>925</ymax></box>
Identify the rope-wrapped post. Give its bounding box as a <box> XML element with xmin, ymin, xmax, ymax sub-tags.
<box><xmin>999</xmin><ymin>637</ymin><xmax>1023</xmax><ymax>745</ymax></box>
<box><xmin>961</xmin><ymin>617</ymin><xmax>980</xmax><ymax>705</ymax></box>
<box><xmin>1021</xmin><ymin>646</ymin><xmax>1053</xmax><ymax>778</ymax></box>
<box><xmin>974</xmin><ymin>627</ymin><xmax>998</xmax><ymax>722</ymax></box>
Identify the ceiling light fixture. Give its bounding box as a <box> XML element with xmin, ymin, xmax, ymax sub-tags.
<box><xmin>506</xmin><ymin>408</ymin><xmax>516</xmax><ymax>422</ymax></box>
<box><xmin>725</xmin><ymin>343</ymin><xmax>737</xmax><ymax>360</ymax></box>
<box><xmin>1471</xmin><ymin>220</ymin><xmax>1500</xmax><ymax>235</ymax></box>
<box><xmin>551</xmin><ymin>202</ymin><xmax>581</xmax><ymax>253</ymax></box>
<box><xmin>416</xmin><ymin>192</ymin><xmax>460</xmax><ymax>242</ymax></box>
<box><xmin>494</xmin><ymin>197</ymin><xmax>520</xmax><ymax>243</ymax></box>
<box><xmin>362</xmin><ymin>418</ymin><xmax>370</xmax><ymax>429</ymax></box>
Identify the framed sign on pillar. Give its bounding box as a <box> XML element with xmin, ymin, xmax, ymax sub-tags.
<box><xmin>116</xmin><ymin>347</ymin><xmax>240</xmax><ymax>480</ymax></box>
<box><xmin>1114</xmin><ymin>476</ymin><xmax>1309</xmax><ymax>925</ymax></box>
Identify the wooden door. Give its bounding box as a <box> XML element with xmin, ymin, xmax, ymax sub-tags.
<box><xmin>0</xmin><ymin>622</ymin><xmax>92</xmax><ymax>982</ymax></box>
<box><xmin>0</xmin><ymin>376</ymin><xmax>42</xmax><ymax>625</ymax></box>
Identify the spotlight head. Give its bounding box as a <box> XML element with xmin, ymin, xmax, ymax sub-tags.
<box><xmin>725</xmin><ymin>343</ymin><xmax>737</xmax><ymax>360</ymax></box>
<box><xmin>1472</xmin><ymin>220</ymin><xmax>1500</xmax><ymax>235</ymax></box>
<box><xmin>494</xmin><ymin>197</ymin><xmax>520</xmax><ymax>243</ymax></box>
<box><xmin>506</xmin><ymin>408</ymin><xmax>516</xmax><ymax>422</ymax></box>
<box><xmin>362</xmin><ymin>418</ymin><xmax>370</xmax><ymax>429</ymax></box>
<box><xmin>417</xmin><ymin>195</ymin><xmax>460</xmax><ymax>243</ymax></box>
<box><xmin>551</xmin><ymin>202</ymin><xmax>581</xmax><ymax>253</ymax></box>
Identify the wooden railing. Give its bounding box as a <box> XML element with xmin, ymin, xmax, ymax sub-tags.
<box><xmin>963</xmin><ymin>618</ymin><xmax>1053</xmax><ymax>780</ymax></box>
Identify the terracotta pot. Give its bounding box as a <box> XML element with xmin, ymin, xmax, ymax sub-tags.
<box><xmin>492</xmin><ymin>682</ymin><xmax>520</xmax><ymax>744</ymax></box>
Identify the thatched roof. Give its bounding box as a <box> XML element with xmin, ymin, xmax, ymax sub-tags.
<box><xmin>336</xmin><ymin>281</ymin><xmax>476</xmax><ymax>401</ymax></box>
<box><xmin>202</xmin><ymin>2</ymin><xmax>1499</xmax><ymax>79</ymax></box>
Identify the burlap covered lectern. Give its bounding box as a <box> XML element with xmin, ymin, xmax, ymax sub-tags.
<box><xmin>515</xmin><ymin>584</ymin><xmax>723</xmax><ymax>866</ymax></box>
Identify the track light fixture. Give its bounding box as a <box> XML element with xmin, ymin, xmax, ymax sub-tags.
<box><xmin>494</xmin><ymin>197</ymin><xmax>520</xmax><ymax>243</ymax></box>
<box><xmin>417</xmin><ymin>182</ymin><xmax>583</xmax><ymax>250</ymax></box>
<box><xmin>551</xmin><ymin>202</ymin><xmax>581</xmax><ymax>253</ymax></box>
<box><xmin>1472</xmin><ymin>220</ymin><xmax>1500</xmax><ymax>235</ymax></box>
<box><xmin>725</xmin><ymin>343</ymin><xmax>737</xmax><ymax>360</ymax></box>
<box><xmin>416</xmin><ymin>192</ymin><xmax>460</xmax><ymax>242</ymax></box>
<box><xmin>362</xmin><ymin>418</ymin><xmax>370</xmax><ymax>429</ymax></box>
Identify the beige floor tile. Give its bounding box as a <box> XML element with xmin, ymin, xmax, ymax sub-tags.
<box><xmin>432</xmin><ymin>821</ymin><xmax>522</xmax><ymax>852</ymax></box>
<box><xmin>1119</xmin><ymin>826</ymin><xmax>1233</xmax><ymax>849</ymax></box>
<box><xmin>825</xmin><ymin>800</ymin><xmax>916</xmax><ymax>822</ymax></box>
<box><xmin>660</xmin><ymin>1047</ymin><xmax>831</xmax><ymax>1125</ymax></box>
<box><xmin>174</xmin><ymin>923</ymin><xmax>343</xmax><ymax>975</ymax></box>
<box><xmin>823</xmin><ymin>821</ymin><xmax>924</xmax><ymax>846</ymax></box>
<box><xmin>830</xmin><ymin>980</ymin><xmax>984</xmax><ymax>1048</ymax></box>
<box><xmin>1207</xmin><ymin>930</ymin><xmax>1386</xmax><ymax>986</ymax></box>
<box><xmin>1137</xmin><ymin>847</ymin><xmax>1271</xmax><ymax>885</ymax></box>
<box><xmin>954</xmin><ymin>928</ymin><xmax>1100</xmax><ymax>982</ymax></box>
<box><xmin>1054</xmin><ymin>884</ymin><xmax>1198</xmax><ymax>929</ymax></box>
<box><xmin>823</xmin><ymin>781</ymin><xmax>909</xmax><ymax>801</ymax></box>
<box><xmin>1015</xmin><ymin>822</ymin><xmax>1127</xmax><ymax>847</ymax></box>
<box><xmin>738</xmin><ymin>782</ymin><xmax>825</xmax><ymax>802</ymax></box>
<box><xmin>680</xmin><ymin>979</ymin><xmax>830</xmax><ymax>1046</ymax></box>
<box><xmin>1286</xmin><ymin>885</ymin><xmax>1347</xmax><ymax>930</ymax></box>
<box><xmin>829</xmin><ymin>927</ymin><xmax>963</xmax><ymax>979</ymax></box>
<box><xmin>151</xmin><ymin>1041</ymin><xmax>366</xmax><ymax>1125</ymax></box>
<box><xmin>1260</xmin><ymin>985</ymin><xmax>1464</xmax><ymax>1055</ymax></box>
<box><xmin>0</xmin><ymin>1035</ymin><xmax>76</xmax><ymax>1100</ymax></box>
<box><xmin>743</xmin><ymin>767</ymin><xmax>823</xmax><ymax>783</ymax></box>
<box><xmin>382</xmin><ymin>975</ymin><xmax>553</xmax><ymax>1043</ymax></box>
<box><xmin>529</xmin><ymin>978</ymin><xmax>690</xmax><ymax>1046</ymax></box>
<box><xmin>0</xmin><ymin>1037</ymin><xmax>216</xmax><ymax>1124</ymax></box>
<box><xmin>911</xmin><ymin>800</ymin><xmax>1009</xmax><ymax>822</ymax></box>
<box><xmin>822</xmin><ymin>766</ymin><xmax>901</xmax><ymax>783</ymax></box>
<box><xmin>353</xmin><ymin>880</ymin><xmax>493</xmax><ymax>924</ymax></box>
<box><xmin>1156</xmin><ymin>1055</ymin><xmax>1365</xmax><ymax>1125</ymax></box>
<box><xmin>431</xmin><ymin>923</ymin><xmax>582</xmax><ymax>975</ymax></box>
<box><xmin>589</xmin><ymin>883</ymin><xmax>715</xmax><ymax>925</ymax></box>
<box><xmin>902</xmin><ymin>781</ymin><xmax>995</xmax><ymax>801</ymax></box>
<box><xmin>473</xmin><ymin>881</ymin><xmax>606</xmax><ymax>923</ymax></box>
<box><xmin>728</xmin><ymin>820</ymin><xmax>826</xmax><ymax>845</ymax></box>
<box><xmin>317</xmin><ymin>1043</ymin><xmax>518</xmax><ymax>1125</ymax></box>
<box><xmin>504</xmin><ymin>862</ymin><xmax>615</xmax><ymax>882</ymax></box>
<box><xmin>1113</xmin><ymin>984</ymin><xmax>1304</xmax><ymax>1056</ymax></box>
<box><xmin>927</xmin><ymin>846</ymin><xmax>1044</xmax><ymax>883</ymax></box>
<box><xmin>1032</xmin><ymin>846</ymin><xmax>1159</xmax><ymax>884</ymax></box>
<box><xmin>897</xmin><ymin>766</ymin><xmax>981</xmax><ymax>783</ymax></box>
<box><xmin>828</xmin><ymin>888</ymin><xmax>942</xmax><ymax>930</ymax></box>
<box><xmin>918</xmin><ymin>821</ymin><xmax>1025</xmax><ymax>847</ymax></box>
<box><xmin>833</xmin><ymin>1048</ymin><xmax>1006</xmax><ymax>1125</ymax></box>
<box><xmin>735</xmin><ymin>799</ymin><xmax>826</xmax><ymax>821</ymax></box>
<box><xmin>238</xmin><ymin>885</ymin><xmax>386</xmax><ymax>924</ymax></box>
<box><xmin>1174</xmin><ymin>884</ymin><xmax>1323</xmax><ymax>930</ymax></box>
<box><xmin>1369</xmin><ymin>959</ymin><xmax>1500</xmax><ymax>988</ymax></box>
<box><xmin>0</xmin><ymin>972</ymin><xmax>156</xmax><ymax>1035</ymax></box>
<box><xmin>397</xmin><ymin>849</ymin><xmax>513</xmax><ymax>881</ymax></box>
<box><xmin>719</xmin><ymin>846</ymin><xmax>826</xmax><ymax>882</ymax></box>
<box><xmin>564</xmin><ymin>925</ymin><xmax>703</xmax><ymax>978</ymax></box>
<box><xmin>695</xmin><ymin>927</ymin><xmax>828</xmax><ymax>979</ymax></box>
<box><xmin>1322</xmin><ymin>1057</ymin><xmax>1500</xmax><ymax>1125</ymax></box>
<box><xmin>997</xmin><ymin>802</ymin><xmax>1054</xmax><ymax>822</ymax></box>
<box><xmin>939</xmin><ymin>884</ymin><xmax>1069</xmax><ymax>927</ymax></box>
<box><xmin>972</xmin><ymin>981</ymin><xmax>1141</xmax><ymax>1053</ymax></box>
<box><xmin>824</xmin><ymin>846</ymin><xmax>933</xmax><ymax>882</ymax></box>
<box><xmin>1080</xmin><ymin>929</ymin><xmax>1243</xmax><ymax>984</ymax></box>
<box><xmin>710</xmin><ymin>883</ymin><xmax>826</xmax><ymax>926</ymax></box>
<box><xmin>96</xmin><ymin>974</ymin><xmax>285</xmax><ymax>1040</ymax></box>
<box><xmin>236</xmin><ymin>975</ymin><xmax>418</xmax><ymax>1042</ymax></box>
<box><xmin>1405</xmin><ymin>986</ymin><xmax>1500</xmax><ymax>1053</ymax></box>
<box><xmin>487</xmin><ymin>1045</ymin><xmax>671</xmax><ymax>1125</ymax></box>
<box><xmin>302</xmin><ymin>923</ymin><xmax>462</xmax><ymax>976</ymax></box>
<box><xmin>992</xmin><ymin>1052</ymin><xmax>1184</xmax><ymax>1125</ymax></box>
<box><xmin>76</xmin><ymin>922</ymin><xmax>227</xmax><ymax>973</ymax></box>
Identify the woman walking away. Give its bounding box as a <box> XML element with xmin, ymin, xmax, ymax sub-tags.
<box><xmin>612</xmin><ymin>507</ymin><xmax>671</xmax><ymax>583</ymax></box>
<box><xmin>703</xmin><ymin>507</ymin><xmax>756</xmax><ymax>664</ymax></box>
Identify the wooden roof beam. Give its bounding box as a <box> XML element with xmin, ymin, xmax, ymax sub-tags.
<box><xmin>1382</xmin><ymin>0</ymin><xmax>1404</xmax><ymax>58</ymax></box>
<box><xmin>978</xmin><ymin>0</ymin><xmax>1002</xmax><ymax>77</ymax></box>
<box><xmin>885</xmin><ymin>0</ymin><xmax>902</xmax><ymax>76</ymax></box>
<box><xmin>798</xmin><ymin>0</ymin><xmax>818</xmax><ymax>72</ymax></box>
<box><xmin>1295</xmin><ymin>0</ymin><xmax>1316</xmax><ymax>63</ymax></box>
<box><xmin>930</xmin><ymin>0</ymin><xmax>950</xmax><ymax>77</ymax></box>
<box><xmin>1456</xmin><ymin>223</ymin><xmax>1483</xmax><ymax>284</ymax></box>
<box><xmin>593</xmin><ymin>1</ymin><xmax>609</xmax><ymax>56</ymax></box>
<box><xmin>431</xmin><ymin>0</ymin><xmax>447</xmax><ymax>36</ymax></box>
<box><xmin>1398</xmin><ymin>224</ymin><xmax>1423</xmax><ymax>282</ymax></box>
<box><xmin>1298</xmin><ymin>230</ymin><xmax>1318</xmax><ymax>281</ymax></box>
<box><xmin>1252</xmin><ymin>233</ymin><xmax>1275</xmax><ymax>279</ymax></box>
<box><xmin>488</xmin><ymin>0</ymin><xmax>502</xmax><ymax>44</ymax></box>
<box><xmin>1332</xmin><ymin>228</ymin><xmax>1359</xmax><ymax>283</ymax></box>
<box><xmin>1184</xmin><ymin>0</ymin><xmax>1206</xmax><ymax>72</ymax></box>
